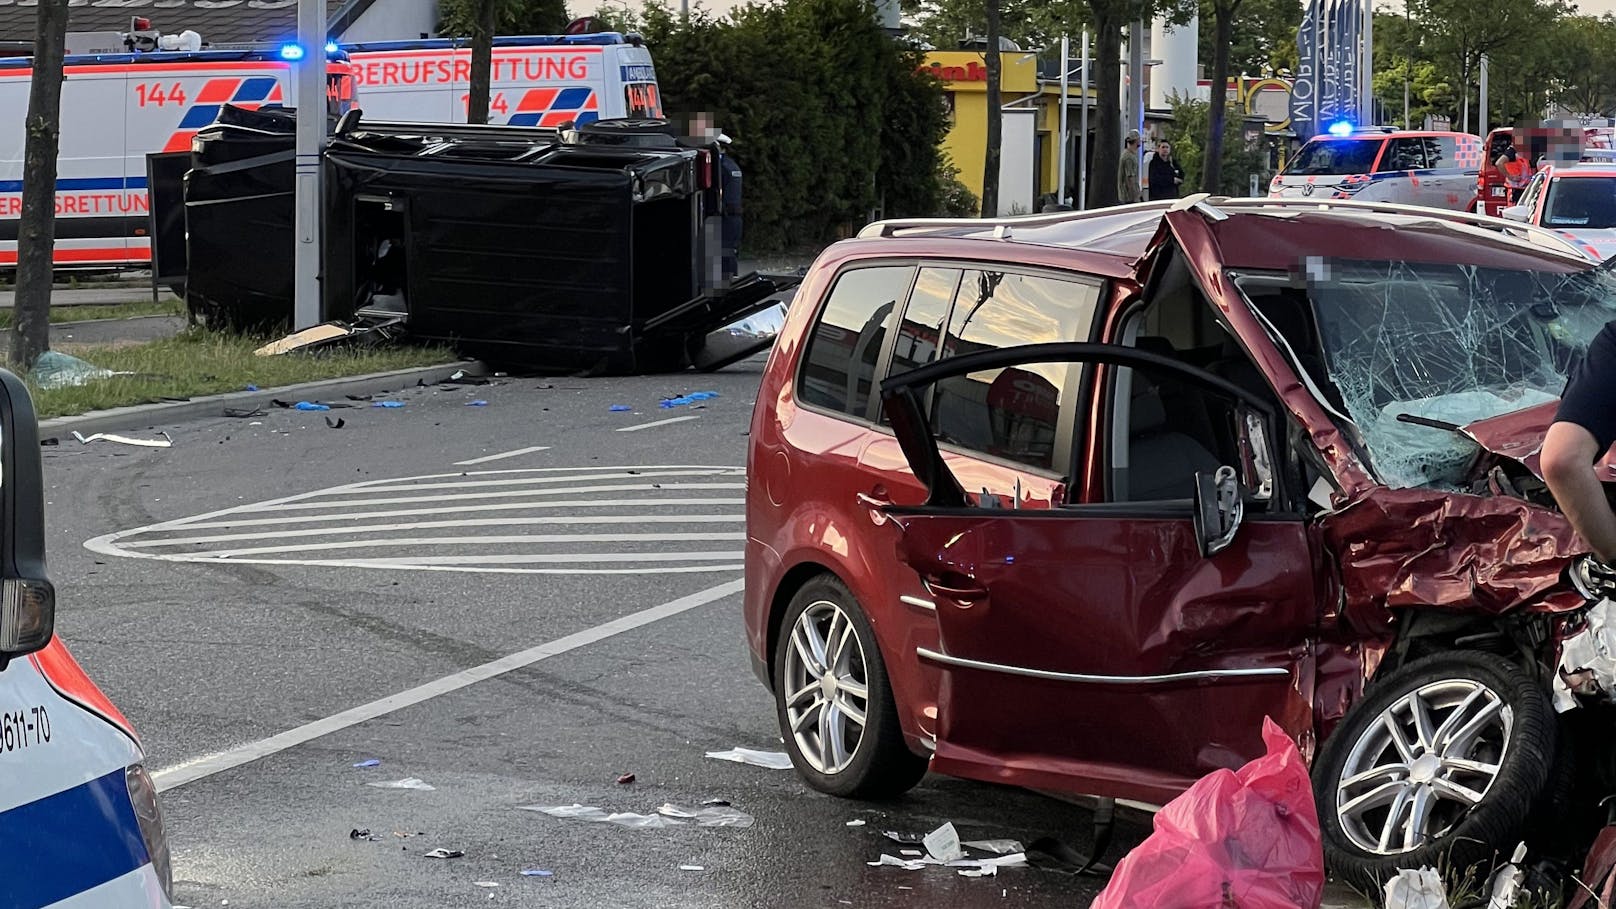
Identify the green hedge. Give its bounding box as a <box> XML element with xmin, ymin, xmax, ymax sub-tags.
<box><xmin>638</xmin><ymin>0</ymin><xmax>950</xmax><ymax>252</ymax></box>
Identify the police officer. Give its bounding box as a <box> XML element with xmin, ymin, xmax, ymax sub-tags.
<box><xmin>717</xmin><ymin>133</ymin><xmax>742</xmax><ymax>282</ymax></box>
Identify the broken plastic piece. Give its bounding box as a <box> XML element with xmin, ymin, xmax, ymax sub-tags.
<box><xmin>246</xmin><ymin>384</ymin><xmax>259</xmax><ymax>391</ymax></box>
<box><xmin>254</xmin><ymin>323</ymin><xmax>356</xmax><ymax>357</ymax></box>
<box><xmin>367</xmin><ymin>777</ymin><xmax>435</xmax><ymax>791</ymax></box>
<box><xmin>868</xmin><ymin>854</ymin><xmax>929</xmax><ymax>871</ymax></box>
<box><xmin>224</xmin><ymin>407</ymin><xmax>264</xmax><ymax>418</ymax></box>
<box><xmin>884</xmin><ymin>831</ymin><xmax>926</xmax><ymax>845</ymax></box>
<box><xmin>617</xmin><ymin>773</ymin><xmax>636</xmax><ymax>785</ymax></box>
<box><xmin>963</xmin><ymin>839</ymin><xmax>1024</xmax><ymax>855</ymax></box>
<box><xmin>923</xmin><ymin>822</ymin><xmax>965</xmax><ymax>863</ymax></box>
<box><xmin>423</xmin><ymin>848</ymin><xmax>463</xmax><ymax>859</ymax></box>
<box><xmin>72</xmin><ymin>431</ymin><xmax>172</xmax><ymax>448</ymax></box>
<box><xmin>1091</xmin><ymin>718</ymin><xmax>1324</xmax><ymax>909</ymax></box>
<box><xmin>1383</xmin><ymin>868</ymin><xmax>1449</xmax><ymax>909</ymax></box>
<box><xmin>1484</xmin><ymin>843</ymin><xmax>1529</xmax><ymax>909</ymax></box>
<box><xmin>659</xmin><ymin>391</ymin><xmax>721</xmax><ymax>408</ymax></box>
<box><xmin>518</xmin><ymin>804</ymin><xmax>684</xmax><ymax>829</ymax></box>
<box><xmin>473</xmin><ymin>882</ymin><xmax>499</xmax><ymax>888</ymax></box>
<box><xmin>294</xmin><ymin>401</ymin><xmax>330</xmax><ymax>411</ymax></box>
<box><xmin>352</xmin><ymin>759</ymin><xmax>380</xmax><ymax>768</ymax></box>
<box><xmin>704</xmin><ymin>747</ymin><xmax>793</xmax><ymax>770</ymax></box>
<box><xmin>610</xmin><ymin>405</ymin><xmax>632</xmax><ymax>412</ymax></box>
<box><xmin>373</xmin><ymin>401</ymin><xmax>405</xmax><ymax>408</ymax></box>
<box><xmin>680</xmin><ymin>865</ymin><xmax>704</xmax><ymax>872</ymax></box>
<box><xmin>847</xmin><ymin>820</ymin><xmax>867</xmax><ymax>827</ymax></box>
<box><xmin>325</xmin><ymin>417</ymin><xmax>346</xmax><ymax>429</ymax></box>
<box><xmin>349</xmin><ymin>828</ymin><xmax>375</xmax><ymax>840</ymax></box>
<box><xmin>520</xmin><ymin>869</ymin><xmax>553</xmax><ymax>877</ymax></box>
<box><xmin>467</xmin><ymin>400</ymin><xmax>488</xmax><ymax>407</ymax></box>
<box><xmin>1557</xmin><ymin>599</ymin><xmax>1616</xmax><ymax>711</ymax></box>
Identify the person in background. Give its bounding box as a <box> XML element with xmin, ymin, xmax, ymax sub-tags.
<box><xmin>1118</xmin><ymin>130</ymin><xmax>1142</xmax><ymax>204</ymax></box>
<box><xmin>1147</xmin><ymin>139</ymin><xmax>1184</xmax><ymax>201</ymax></box>
<box><xmin>1542</xmin><ymin>317</ymin><xmax>1616</xmax><ymax>565</ymax></box>
<box><xmin>718</xmin><ymin>133</ymin><xmax>742</xmax><ymax>282</ymax></box>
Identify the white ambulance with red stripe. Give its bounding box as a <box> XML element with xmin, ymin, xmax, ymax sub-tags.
<box><xmin>0</xmin><ymin>47</ymin><xmax>355</xmax><ymax>269</ymax></box>
<box><xmin>0</xmin><ymin>369</ymin><xmax>173</xmax><ymax>908</ymax></box>
<box><xmin>341</xmin><ymin>33</ymin><xmax>662</xmax><ymax>128</ymax></box>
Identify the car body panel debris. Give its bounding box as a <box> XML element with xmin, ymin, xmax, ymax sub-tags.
<box><xmin>704</xmin><ymin>747</ymin><xmax>793</xmax><ymax>770</ymax></box>
<box><xmin>72</xmin><ymin>431</ymin><xmax>173</xmax><ymax>448</ymax></box>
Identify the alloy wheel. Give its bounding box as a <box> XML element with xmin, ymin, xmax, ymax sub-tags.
<box><xmin>782</xmin><ymin>599</ymin><xmax>870</xmax><ymax>775</ymax></box>
<box><xmin>1335</xmin><ymin>678</ymin><xmax>1513</xmax><ymax>855</ymax></box>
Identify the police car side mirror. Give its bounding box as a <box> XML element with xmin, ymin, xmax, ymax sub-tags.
<box><xmin>0</xmin><ymin>369</ymin><xmax>53</xmax><ymax>664</ymax></box>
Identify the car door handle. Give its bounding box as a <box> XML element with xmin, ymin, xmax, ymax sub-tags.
<box><xmin>922</xmin><ymin>573</ymin><xmax>988</xmax><ymax>603</ymax></box>
<box><xmin>856</xmin><ymin>491</ymin><xmax>892</xmax><ymax>509</ymax></box>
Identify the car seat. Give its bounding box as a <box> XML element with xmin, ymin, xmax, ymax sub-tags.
<box><xmin>1126</xmin><ymin>373</ymin><xmax>1223</xmax><ymax>501</ymax></box>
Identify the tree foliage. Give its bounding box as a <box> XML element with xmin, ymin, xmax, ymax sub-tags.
<box><xmin>1162</xmin><ymin>94</ymin><xmax>1265</xmax><ymax>195</ymax></box>
<box><xmin>438</xmin><ymin>0</ymin><xmax>570</xmax><ymax>37</ymax></box>
<box><xmin>1196</xmin><ymin>0</ymin><xmax>1300</xmax><ymax>78</ymax></box>
<box><xmin>638</xmin><ymin>0</ymin><xmax>949</xmax><ymax>249</ymax></box>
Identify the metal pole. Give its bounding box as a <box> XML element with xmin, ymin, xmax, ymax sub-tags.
<box><xmin>1129</xmin><ymin>19</ymin><xmax>1144</xmax><ymax>141</ymax></box>
<box><xmin>1479</xmin><ymin>53</ymin><xmax>1489</xmax><ymax>137</ymax></box>
<box><xmin>293</xmin><ymin>0</ymin><xmax>325</xmax><ymax>330</ymax></box>
<box><xmin>1403</xmin><ymin>0</ymin><xmax>1411</xmax><ymax>128</ymax></box>
<box><xmin>1079</xmin><ymin>29</ymin><xmax>1089</xmax><ymax>210</ymax></box>
<box><xmin>1361</xmin><ymin>0</ymin><xmax>1372</xmax><ymax>123</ymax></box>
<box><xmin>1058</xmin><ymin>34</ymin><xmax>1070</xmax><ymax>205</ymax></box>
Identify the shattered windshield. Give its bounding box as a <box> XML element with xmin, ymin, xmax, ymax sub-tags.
<box><xmin>1301</xmin><ymin>258</ymin><xmax>1616</xmax><ymax>488</ymax></box>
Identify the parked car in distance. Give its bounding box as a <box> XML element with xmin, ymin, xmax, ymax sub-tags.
<box><xmin>746</xmin><ymin>195</ymin><xmax>1615</xmax><ymax>892</ymax></box>
<box><xmin>1269</xmin><ymin>127</ymin><xmax>1482</xmax><ymax>211</ymax></box>
<box><xmin>1501</xmin><ymin>163</ymin><xmax>1616</xmax><ymax>262</ymax></box>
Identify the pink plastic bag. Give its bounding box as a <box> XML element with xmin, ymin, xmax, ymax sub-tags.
<box><xmin>1091</xmin><ymin>718</ymin><xmax>1325</xmax><ymax>909</ymax></box>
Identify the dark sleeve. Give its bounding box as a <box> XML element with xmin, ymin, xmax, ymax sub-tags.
<box><xmin>1556</xmin><ymin>319</ymin><xmax>1616</xmax><ymax>455</ymax></box>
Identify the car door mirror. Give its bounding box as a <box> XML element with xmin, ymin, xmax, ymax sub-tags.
<box><xmin>1192</xmin><ymin>466</ymin><xmax>1244</xmax><ymax>558</ymax></box>
<box><xmin>0</xmin><ymin>369</ymin><xmax>53</xmax><ymax>664</ymax></box>
<box><xmin>1501</xmin><ymin>205</ymin><xmax>1531</xmax><ymax>222</ymax></box>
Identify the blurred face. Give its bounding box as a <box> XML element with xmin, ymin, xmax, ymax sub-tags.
<box><xmin>1158</xmin><ymin>142</ymin><xmax>1172</xmax><ymax>158</ymax></box>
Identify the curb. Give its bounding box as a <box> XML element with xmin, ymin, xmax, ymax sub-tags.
<box><xmin>38</xmin><ymin>360</ymin><xmax>482</xmax><ymax>439</ymax></box>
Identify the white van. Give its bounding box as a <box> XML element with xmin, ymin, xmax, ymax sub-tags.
<box><xmin>341</xmin><ymin>33</ymin><xmax>663</xmax><ymax>127</ymax></box>
<box><xmin>1268</xmin><ymin>127</ymin><xmax>1484</xmax><ymax>210</ymax></box>
<box><xmin>0</xmin><ymin>369</ymin><xmax>172</xmax><ymax>908</ymax></box>
<box><xmin>0</xmin><ymin>48</ymin><xmax>356</xmax><ymax>270</ymax></box>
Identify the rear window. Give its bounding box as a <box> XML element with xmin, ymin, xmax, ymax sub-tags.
<box><xmin>1283</xmin><ymin>138</ymin><xmax>1383</xmax><ymax>176</ymax></box>
<box><xmin>624</xmin><ymin>82</ymin><xmax>662</xmax><ymax>118</ymax></box>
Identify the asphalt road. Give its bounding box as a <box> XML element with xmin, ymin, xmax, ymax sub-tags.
<box><xmin>43</xmin><ymin>355</ymin><xmax>1145</xmax><ymax>908</ymax></box>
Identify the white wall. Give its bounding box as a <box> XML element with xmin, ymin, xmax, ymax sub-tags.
<box><xmin>338</xmin><ymin>0</ymin><xmax>439</xmax><ymax>43</ymax></box>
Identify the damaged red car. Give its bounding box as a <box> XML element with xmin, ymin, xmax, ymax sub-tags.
<box><xmin>744</xmin><ymin>196</ymin><xmax>1616</xmax><ymax>890</ymax></box>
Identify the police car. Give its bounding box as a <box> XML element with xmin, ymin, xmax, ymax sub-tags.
<box><xmin>0</xmin><ymin>42</ymin><xmax>355</xmax><ymax>271</ymax></box>
<box><xmin>0</xmin><ymin>370</ymin><xmax>172</xmax><ymax>908</ymax></box>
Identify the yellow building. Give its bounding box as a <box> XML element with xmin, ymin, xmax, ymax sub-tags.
<box><xmin>923</xmin><ymin>50</ymin><xmax>1092</xmax><ymax>214</ymax></box>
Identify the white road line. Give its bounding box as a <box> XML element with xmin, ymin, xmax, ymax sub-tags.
<box><xmin>453</xmin><ymin>446</ymin><xmax>552</xmax><ymax>466</ymax></box>
<box><xmin>315</xmin><ymin>469</ymin><xmax>732</xmax><ymax>496</ymax></box>
<box><xmin>616</xmin><ymin>415</ymin><xmax>699</xmax><ymax>432</ymax></box>
<box><xmin>152</xmin><ymin>578</ymin><xmax>744</xmax><ymax>792</ymax></box>
<box><xmin>248</xmin><ymin>482</ymin><xmax>745</xmax><ymax>512</ymax></box>
<box><xmin>122</xmin><ymin>514</ymin><xmax>743</xmax><ymax>548</ymax></box>
<box><xmin>132</xmin><ymin>498</ymin><xmax>745</xmax><ymax>531</ymax></box>
<box><xmin>202</xmin><ymin>533</ymin><xmax>744</xmax><ymax>559</ymax></box>
<box><xmin>200</xmin><ymin>551</ymin><xmax>742</xmax><ymax>566</ymax></box>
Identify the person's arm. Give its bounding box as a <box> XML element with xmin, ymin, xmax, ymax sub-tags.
<box><xmin>1543</xmin><ymin>421</ymin><xmax>1616</xmax><ymax>562</ymax></box>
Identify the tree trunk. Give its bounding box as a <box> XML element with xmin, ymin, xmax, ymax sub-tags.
<box><xmin>467</xmin><ymin>0</ymin><xmax>497</xmax><ymax>124</ymax></box>
<box><xmin>1203</xmin><ymin>4</ymin><xmax>1237</xmax><ymax>194</ymax></box>
<box><xmin>980</xmin><ymin>0</ymin><xmax>1002</xmax><ymax>217</ymax></box>
<box><xmin>12</xmin><ymin>0</ymin><xmax>69</xmax><ymax>371</ymax></box>
<box><xmin>1090</xmin><ymin>11</ymin><xmax>1124</xmax><ymax>208</ymax></box>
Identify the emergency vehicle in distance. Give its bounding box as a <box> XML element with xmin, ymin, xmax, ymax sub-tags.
<box><xmin>341</xmin><ymin>31</ymin><xmax>664</xmax><ymax>127</ymax></box>
<box><xmin>0</xmin><ymin>39</ymin><xmax>355</xmax><ymax>270</ymax></box>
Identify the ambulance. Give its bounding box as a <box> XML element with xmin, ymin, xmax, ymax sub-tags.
<box><xmin>0</xmin><ymin>368</ymin><xmax>173</xmax><ymax>908</ymax></box>
<box><xmin>341</xmin><ymin>32</ymin><xmax>663</xmax><ymax>127</ymax></box>
<box><xmin>0</xmin><ymin>46</ymin><xmax>356</xmax><ymax>270</ymax></box>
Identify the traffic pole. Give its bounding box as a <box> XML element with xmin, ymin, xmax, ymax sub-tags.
<box><xmin>293</xmin><ymin>0</ymin><xmax>326</xmax><ymax>330</ymax></box>
<box><xmin>1058</xmin><ymin>34</ymin><xmax>1070</xmax><ymax>205</ymax></box>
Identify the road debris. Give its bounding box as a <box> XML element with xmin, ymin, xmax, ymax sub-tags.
<box><xmin>467</xmin><ymin>400</ymin><xmax>489</xmax><ymax>407</ymax></box>
<box><xmin>846</xmin><ymin>820</ymin><xmax>867</xmax><ymax>827</ymax></box>
<box><xmin>610</xmin><ymin>405</ymin><xmax>632</xmax><ymax>412</ymax></box>
<box><xmin>352</xmin><ymin>759</ymin><xmax>380</xmax><ymax>768</ymax></box>
<box><xmin>71</xmin><ymin>430</ymin><xmax>173</xmax><ymax>448</ymax></box>
<box><xmin>367</xmin><ymin>777</ymin><xmax>436</xmax><ymax>791</ymax></box>
<box><xmin>473</xmin><ymin>882</ymin><xmax>499</xmax><ymax>888</ymax></box>
<box><xmin>349</xmin><ymin>828</ymin><xmax>376</xmax><ymax>841</ymax></box>
<box><xmin>704</xmin><ymin>747</ymin><xmax>793</xmax><ymax>770</ymax></box>
<box><xmin>518</xmin><ymin>804</ymin><xmax>683</xmax><ymax>829</ymax></box>
<box><xmin>393</xmin><ymin>831</ymin><xmax>423</xmax><ymax>839</ymax></box>
<box><xmin>31</xmin><ymin>350</ymin><xmax>126</xmax><ymax>389</ymax></box>
<box><xmin>655</xmin><ymin>803</ymin><xmax>755</xmax><ymax>828</ymax></box>
<box><xmin>423</xmin><ymin>849</ymin><xmax>464</xmax><ymax>859</ymax></box>
<box><xmin>923</xmin><ymin>822</ymin><xmax>965</xmax><ymax>863</ymax></box>
<box><xmin>293</xmin><ymin>401</ymin><xmax>331</xmax><ymax>411</ymax></box>
<box><xmin>883</xmin><ymin>831</ymin><xmax>926</xmax><ymax>846</ymax></box>
<box><xmin>1484</xmin><ymin>843</ymin><xmax>1528</xmax><ymax>909</ymax></box>
<box><xmin>520</xmin><ymin>869</ymin><xmax>553</xmax><ymax>878</ymax></box>
<box><xmin>1383</xmin><ymin>868</ymin><xmax>1449</xmax><ymax>909</ymax></box>
<box><xmin>679</xmin><ymin>865</ymin><xmax>704</xmax><ymax>872</ymax></box>
<box><xmin>963</xmin><ymin>839</ymin><xmax>1024</xmax><ymax>855</ymax></box>
<box><xmin>617</xmin><ymin>772</ymin><xmax>636</xmax><ymax>785</ymax></box>
<box><xmin>661</xmin><ymin>391</ymin><xmax>720</xmax><ymax>408</ymax></box>
<box><xmin>325</xmin><ymin>417</ymin><xmax>346</xmax><ymax>429</ymax></box>
<box><xmin>223</xmin><ymin>407</ymin><xmax>264</xmax><ymax>418</ymax></box>
<box><xmin>373</xmin><ymin>401</ymin><xmax>405</xmax><ymax>408</ymax></box>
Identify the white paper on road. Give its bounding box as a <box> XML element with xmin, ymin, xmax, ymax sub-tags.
<box><xmin>72</xmin><ymin>430</ymin><xmax>173</xmax><ymax>448</ymax></box>
<box><xmin>367</xmin><ymin>777</ymin><xmax>436</xmax><ymax>791</ymax></box>
<box><xmin>704</xmin><ymin>747</ymin><xmax>793</xmax><ymax>770</ymax></box>
<box><xmin>923</xmin><ymin>822</ymin><xmax>965</xmax><ymax>863</ymax></box>
<box><xmin>962</xmin><ymin>839</ymin><xmax>1024</xmax><ymax>855</ymax></box>
<box><xmin>868</xmin><ymin>854</ymin><xmax>930</xmax><ymax>870</ymax></box>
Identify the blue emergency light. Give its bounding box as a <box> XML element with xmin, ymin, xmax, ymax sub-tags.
<box><xmin>325</xmin><ymin>42</ymin><xmax>339</xmax><ymax>54</ymax></box>
<box><xmin>278</xmin><ymin>43</ymin><xmax>305</xmax><ymax>61</ymax></box>
<box><xmin>1327</xmin><ymin>120</ymin><xmax>1355</xmax><ymax>137</ymax></box>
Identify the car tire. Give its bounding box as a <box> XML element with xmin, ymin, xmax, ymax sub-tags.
<box><xmin>773</xmin><ymin>575</ymin><xmax>928</xmax><ymax>800</ymax></box>
<box><xmin>1313</xmin><ymin>651</ymin><xmax>1555</xmax><ymax>893</ymax></box>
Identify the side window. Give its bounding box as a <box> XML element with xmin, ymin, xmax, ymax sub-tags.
<box><xmin>1384</xmin><ymin>138</ymin><xmax>1428</xmax><ymax>172</ymax></box>
<box><xmin>931</xmin><ymin>270</ymin><xmax>1101</xmax><ymax>472</ymax></box>
<box><xmin>888</xmin><ymin>267</ymin><xmax>960</xmax><ymax>376</ymax></box>
<box><xmin>1428</xmin><ymin>136</ymin><xmax>1458</xmax><ymax>169</ymax></box>
<box><xmin>796</xmin><ymin>266</ymin><xmax>914</xmax><ymax>418</ymax></box>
